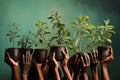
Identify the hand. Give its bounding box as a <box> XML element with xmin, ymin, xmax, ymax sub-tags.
<box><xmin>5</xmin><ymin>53</ymin><xmax>18</xmax><ymax>68</ymax></box>
<box><xmin>80</xmin><ymin>53</ymin><xmax>90</xmax><ymax>72</ymax></box>
<box><xmin>49</xmin><ymin>52</ymin><xmax>59</xmax><ymax>68</ymax></box>
<box><xmin>68</xmin><ymin>53</ymin><xmax>80</xmax><ymax>74</ymax></box>
<box><xmin>5</xmin><ymin>53</ymin><xmax>19</xmax><ymax>80</ymax></box>
<box><xmin>33</xmin><ymin>56</ymin><xmax>44</xmax><ymax>80</ymax></box>
<box><xmin>89</xmin><ymin>51</ymin><xmax>98</xmax><ymax>69</ymax></box>
<box><xmin>101</xmin><ymin>46</ymin><xmax>113</xmax><ymax>63</ymax></box>
<box><xmin>60</xmin><ymin>47</ymin><xmax>69</xmax><ymax>67</ymax></box>
<box><xmin>21</xmin><ymin>52</ymin><xmax>32</xmax><ymax>72</ymax></box>
<box><xmin>33</xmin><ymin>58</ymin><xmax>43</xmax><ymax>69</ymax></box>
<box><xmin>43</xmin><ymin>59</ymin><xmax>49</xmax><ymax>72</ymax></box>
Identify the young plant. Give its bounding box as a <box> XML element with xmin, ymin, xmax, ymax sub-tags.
<box><xmin>84</xmin><ymin>24</ymin><xmax>99</xmax><ymax>52</ymax></box>
<box><xmin>34</xmin><ymin>20</ymin><xmax>50</xmax><ymax>48</ymax></box>
<box><xmin>97</xmin><ymin>19</ymin><xmax>115</xmax><ymax>46</ymax></box>
<box><xmin>71</xmin><ymin>15</ymin><xmax>90</xmax><ymax>52</ymax></box>
<box><xmin>6</xmin><ymin>22</ymin><xmax>20</xmax><ymax>47</ymax></box>
<box><xmin>17</xmin><ymin>31</ymin><xmax>34</xmax><ymax>48</ymax></box>
<box><xmin>48</xmin><ymin>11</ymin><xmax>70</xmax><ymax>46</ymax></box>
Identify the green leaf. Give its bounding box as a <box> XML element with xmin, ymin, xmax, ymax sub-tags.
<box><xmin>15</xmin><ymin>35</ymin><xmax>20</xmax><ymax>37</ymax></box>
<box><xmin>104</xmin><ymin>19</ymin><xmax>110</xmax><ymax>25</ymax></box>
<box><xmin>74</xmin><ymin>31</ymin><xmax>79</xmax><ymax>38</ymax></box>
<box><xmin>60</xmin><ymin>24</ymin><xmax>65</xmax><ymax>30</ymax></box>
<box><xmin>53</xmin><ymin>23</ymin><xmax>57</xmax><ymax>29</ymax></box>
<box><xmin>71</xmin><ymin>22</ymin><xmax>77</xmax><ymax>25</ymax></box>
<box><xmin>98</xmin><ymin>36</ymin><xmax>102</xmax><ymax>41</ymax></box>
<box><xmin>84</xmin><ymin>29</ymin><xmax>91</xmax><ymax>34</ymax></box>
<box><xmin>44</xmin><ymin>32</ymin><xmax>50</xmax><ymax>35</ymax></box>
<box><xmin>87</xmin><ymin>24</ymin><xmax>96</xmax><ymax>29</ymax></box>
<box><xmin>9</xmin><ymin>37</ymin><xmax>12</xmax><ymax>43</ymax></box>
<box><xmin>107</xmin><ymin>39</ymin><xmax>112</xmax><ymax>43</ymax></box>
<box><xmin>51</xmin><ymin>36</ymin><xmax>57</xmax><ymax>40</ymax></box>
<box><xmin>6</xmin><ymin>33</ymin><xmax>11</xmax><ymax>36</ymax></box>
<box><xmin>48</xmin><ymin>16</ymin><xmax>53</xmax><ymax>19</ymax></box>
<box><xmin>75</xmin><ymin>39</ymin><xmax>79</xmax><ymax>46</ymax></box>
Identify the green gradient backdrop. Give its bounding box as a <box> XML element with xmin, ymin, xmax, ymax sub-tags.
<box><xmin>0</xmin><ymin>0</ymin><xmax>120</xmax><ymax>80</ymax></box>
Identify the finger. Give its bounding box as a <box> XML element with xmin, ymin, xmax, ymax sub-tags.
<box><xmin>81</xmin><ymin>56</ymin><xmax>85</xmax><ymax>67</ymax></box>
<box><xmin>5</xmin><ymin>53</ymin><xmax>11</xmax><ymax>62</ymax></box>
<box><xmin>95</xmin><ymin>51</ymin><xmax>99</xmax><ymax>63</ymax></box>
<box><xmin>33</xmin><ymin>58</ymin><xmax>36</xmax><ymax>64</ymax></box>
<box><xmin>90</xmin><ymin>52</ymin><xmax>94</xmax><ymax>63</ymax></box>
<box><xmin>87</xmin><ymin>54</ymin><xmax>90</xmax><ymax>66</ymax></box>
<box><xmin>84</xmin><ymin>53</ymin><xmax>87</xmax><ymax>64</ymax></box>
<box><xmin>86</xmin><ymin>54</ymin><xmax>90</xmax><ymax>66</ymax></box>
<box><xmin>62</xmin><ymin>48</ymin><xmax>69</xmax><ymax>59</ymax></box>
<box><xmin>96</xmin><ymin>50</ymin><xmax>98</xmax><ymax>58</ymax></box>
<box><xmin>28</xmin><ymin>53</ymin><xmax>31</xmax><ymax>63</ymax></box>
<box><xmin>65</xmin><ymin>47</ymin><xmax>68</xmax><ymax>55</ymax></box>
<box><xmin>74</xmin><ymin>54</ymin><xmax>78</xmax><ymax>63</ymax></box>
<box><xmin>23</xmin><ymin>54</ymin><xmax>25</xmax><ymax>64</ymax></box>
<box><xmin>109</xmin><ymin>46</ymin><xmax>113</xmax><ymax>56</ymax></box>
<box><xmin>52</xmin><ymin>52</ymin><xmax>56</xmax><ymax>60</ymax></box>
<box><xmin>6</xmin><ymin>53</ymin><xmax>11</xmax><ymax>59</ymax></box>
<box><xmin>93</xmin><ymin>51</ymin><xmax>96</xmax><ymax>62</ymax></box>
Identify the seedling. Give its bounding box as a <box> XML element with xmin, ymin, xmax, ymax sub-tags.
<box><xmin>71</xmin><ymin>16</ymin><xmax>90</xmax><ymax>52</ymax></box>
<box><xmin>34</xmin><ymin>20</ymin><xmax>50</xmax><ymax>48</ymax></box>
<box><xmin>48</xmin><ymin>11</ymin><xmax>71</xmax><ymax>46</ymax></box>
<box><xmin>6</xmin><ymin>22</ymin><xmax>20</xmax><ymax>47</ymax></box>
<box><xmin>97</xmin><ymin>19</ymin><xmax>115</xmax><ymax>46</ymax></box>
<box><xmin>17</xmin><ymin>31</ymin><xmax>34</xmax><ymax>48</ymax></box>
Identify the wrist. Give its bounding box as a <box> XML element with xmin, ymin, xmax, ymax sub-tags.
<box><xmin>101</xmin><ymin>63</ymin><xmax>107</xmax><ymax>69</ymax></box>
<box><xmin>91</xmin><ymin>66</ymin><xmax>98</xmax><ymax>71</ymax></box>
<box><xmin>61</xmin><ymin>65</ymin><xmax>68</xmax><ymax>69</ymax></box>
<box><xmin>12</xmin><ymin>66</ymin><xmax>18</xmax><ymax>70</ymax></box>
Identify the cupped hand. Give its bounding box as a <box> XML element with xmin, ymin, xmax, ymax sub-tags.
<box><xmin>21</xmin><ymin>52</ymin><xmax>32</xmax><ymax>72</ymax></box>
<box><xmin>101</xmin><ymin>46</ymin><xmax>114</xmax><ymax>63</ymax></box>
<box><xmin>5</xmin><ymin>53</ymin><xmax>18</xmax><ymax>68</ymax></box>
<box><xmin>80</xmin><ymin>53</ymin><xmax>90</xmax><ymax>72</ymax></box>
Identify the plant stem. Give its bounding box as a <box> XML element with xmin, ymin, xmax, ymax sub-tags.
<box><xmin>79</xmin><ymin>34</ymin><xmax>83</xmax><ymax>52</ymax></box>
<box><xmin>13</xmin><ymin>37</ymin><xmax>14</xmax><ymax>48</ymax></box>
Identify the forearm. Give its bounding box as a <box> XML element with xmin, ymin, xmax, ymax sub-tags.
<box><xmin>81</xmin><ymin>72</ymin><xmax>89</xmax><ymax>80</ymax></box>
<box><xmin>101</xmin><ymin>63</ymin><xmax>110</xmax><ymax>80</ymax></box>
<box><xmin>12</xmin><ymin>66</ymin><xmax>19</xmax><ymax>80</ymax></box>
<box><xmin>43</xmin><ymin>66</ymin><xmax>49</xmax><ymax>80</ymax></box>
<box><xmin>74</xmin><ymin>73</ymin><xmax>81</xmax><ymax>80</ymax></box>
<box><xmin>70</xmin><ymin>71</ymin><xmax>74</xmax><ymax>80</ymax></box>
<box><xmin>91</xmin><ymin>67</ymin><xmax>98</xmax><ymax>80</ymax></box>
<box><xmin>62</xmin><ymin>66</ymin><xmax>72</xmax><ymax>80</ymax></box>
<box><xmin>54</xmin><ymin>67</ymin><xmax>61</xmax><ymax>80</ymax></box>
<box><xmin>36</xmin><ymin>67</ymin><xmax>44</xmax><ymax>80</ymax></box>
<box><xmin>21</xmin><ymin>71</ymin><xmax>27</xmax><ymax>80</ymax></box>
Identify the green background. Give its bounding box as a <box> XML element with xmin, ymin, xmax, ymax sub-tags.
<box><xmin>0</xmin><ymin>0</ymin><xmax>120</xmax><ymax>80</ymax></box>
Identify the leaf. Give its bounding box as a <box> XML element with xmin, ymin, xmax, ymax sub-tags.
<box><xmin>75</xmin><ymin>39</ymin><xmax>79</xmax><ymax>46</ymax></box>
<box><xmin>48</xmin><ymin>16</ymin><xmax>53</xmax><ymax>19</ymax></box>
<box><xmin>15</xmin><ymin>35</ymin><xmax>20</xmax><ymax>37</ymax></box>
<box><xmin>71</xmin><ymin>22</ymin><xmax>77</xmax><ymax>25</ymax></box>
<box><xmin>60</xmin><ymin>24</ymin><xmax>65</xmax><ymax>30</ymax></box>
<box><xmin>53</xmin><ymin>23</ymin><xmax>57</xmax><ymax>29</ymax></box>
<box><xmin>84</xmin><ymin>29</ymin><xmax>91</xmax><ymax>34</ymax></box>
<box><xmin>6</xmin><ymin>33</ymin><xmax>11</xmax><ymax>36</ymax></box>
<box><xmin>51</xmin><ymin>36</ymin><xmax>57</xmax><ymax>41</ymax></box>
<box><xmin>44</xmin><ymin>32</ymin><xmax>50</xmax><ymax>35</ymax></box>
<box><xmin>9</xmin><ymin>37</ymin><xmax>12</xmax><ymax>43</ymax></box>
<box><xmin>74</xmin><ymin>31</ymin><xmax>79</xmax><ymax>38</ymax></box>
<box><xmin>55</xmin><ymin>12</ymin><xmax>58</xmax><ymax>17</ymax></box>
<box><xmin>87</xmin><ymin>24</ymin><xmax>96</xmax><ymax>29</ymax></box>
<box><xmin>104</xmin><ymin>19</ymin><xmax>110</xmax><ymax>25</ymax></box>
<box><xmin>98</xmin><ymin>36</ymin><xmax>102</xmax><ymax>41</ymax></box>
<box><xmin>107</xmin><ymin>39</ymin><xmax>112</xmax><ymax>43</ymax></box>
